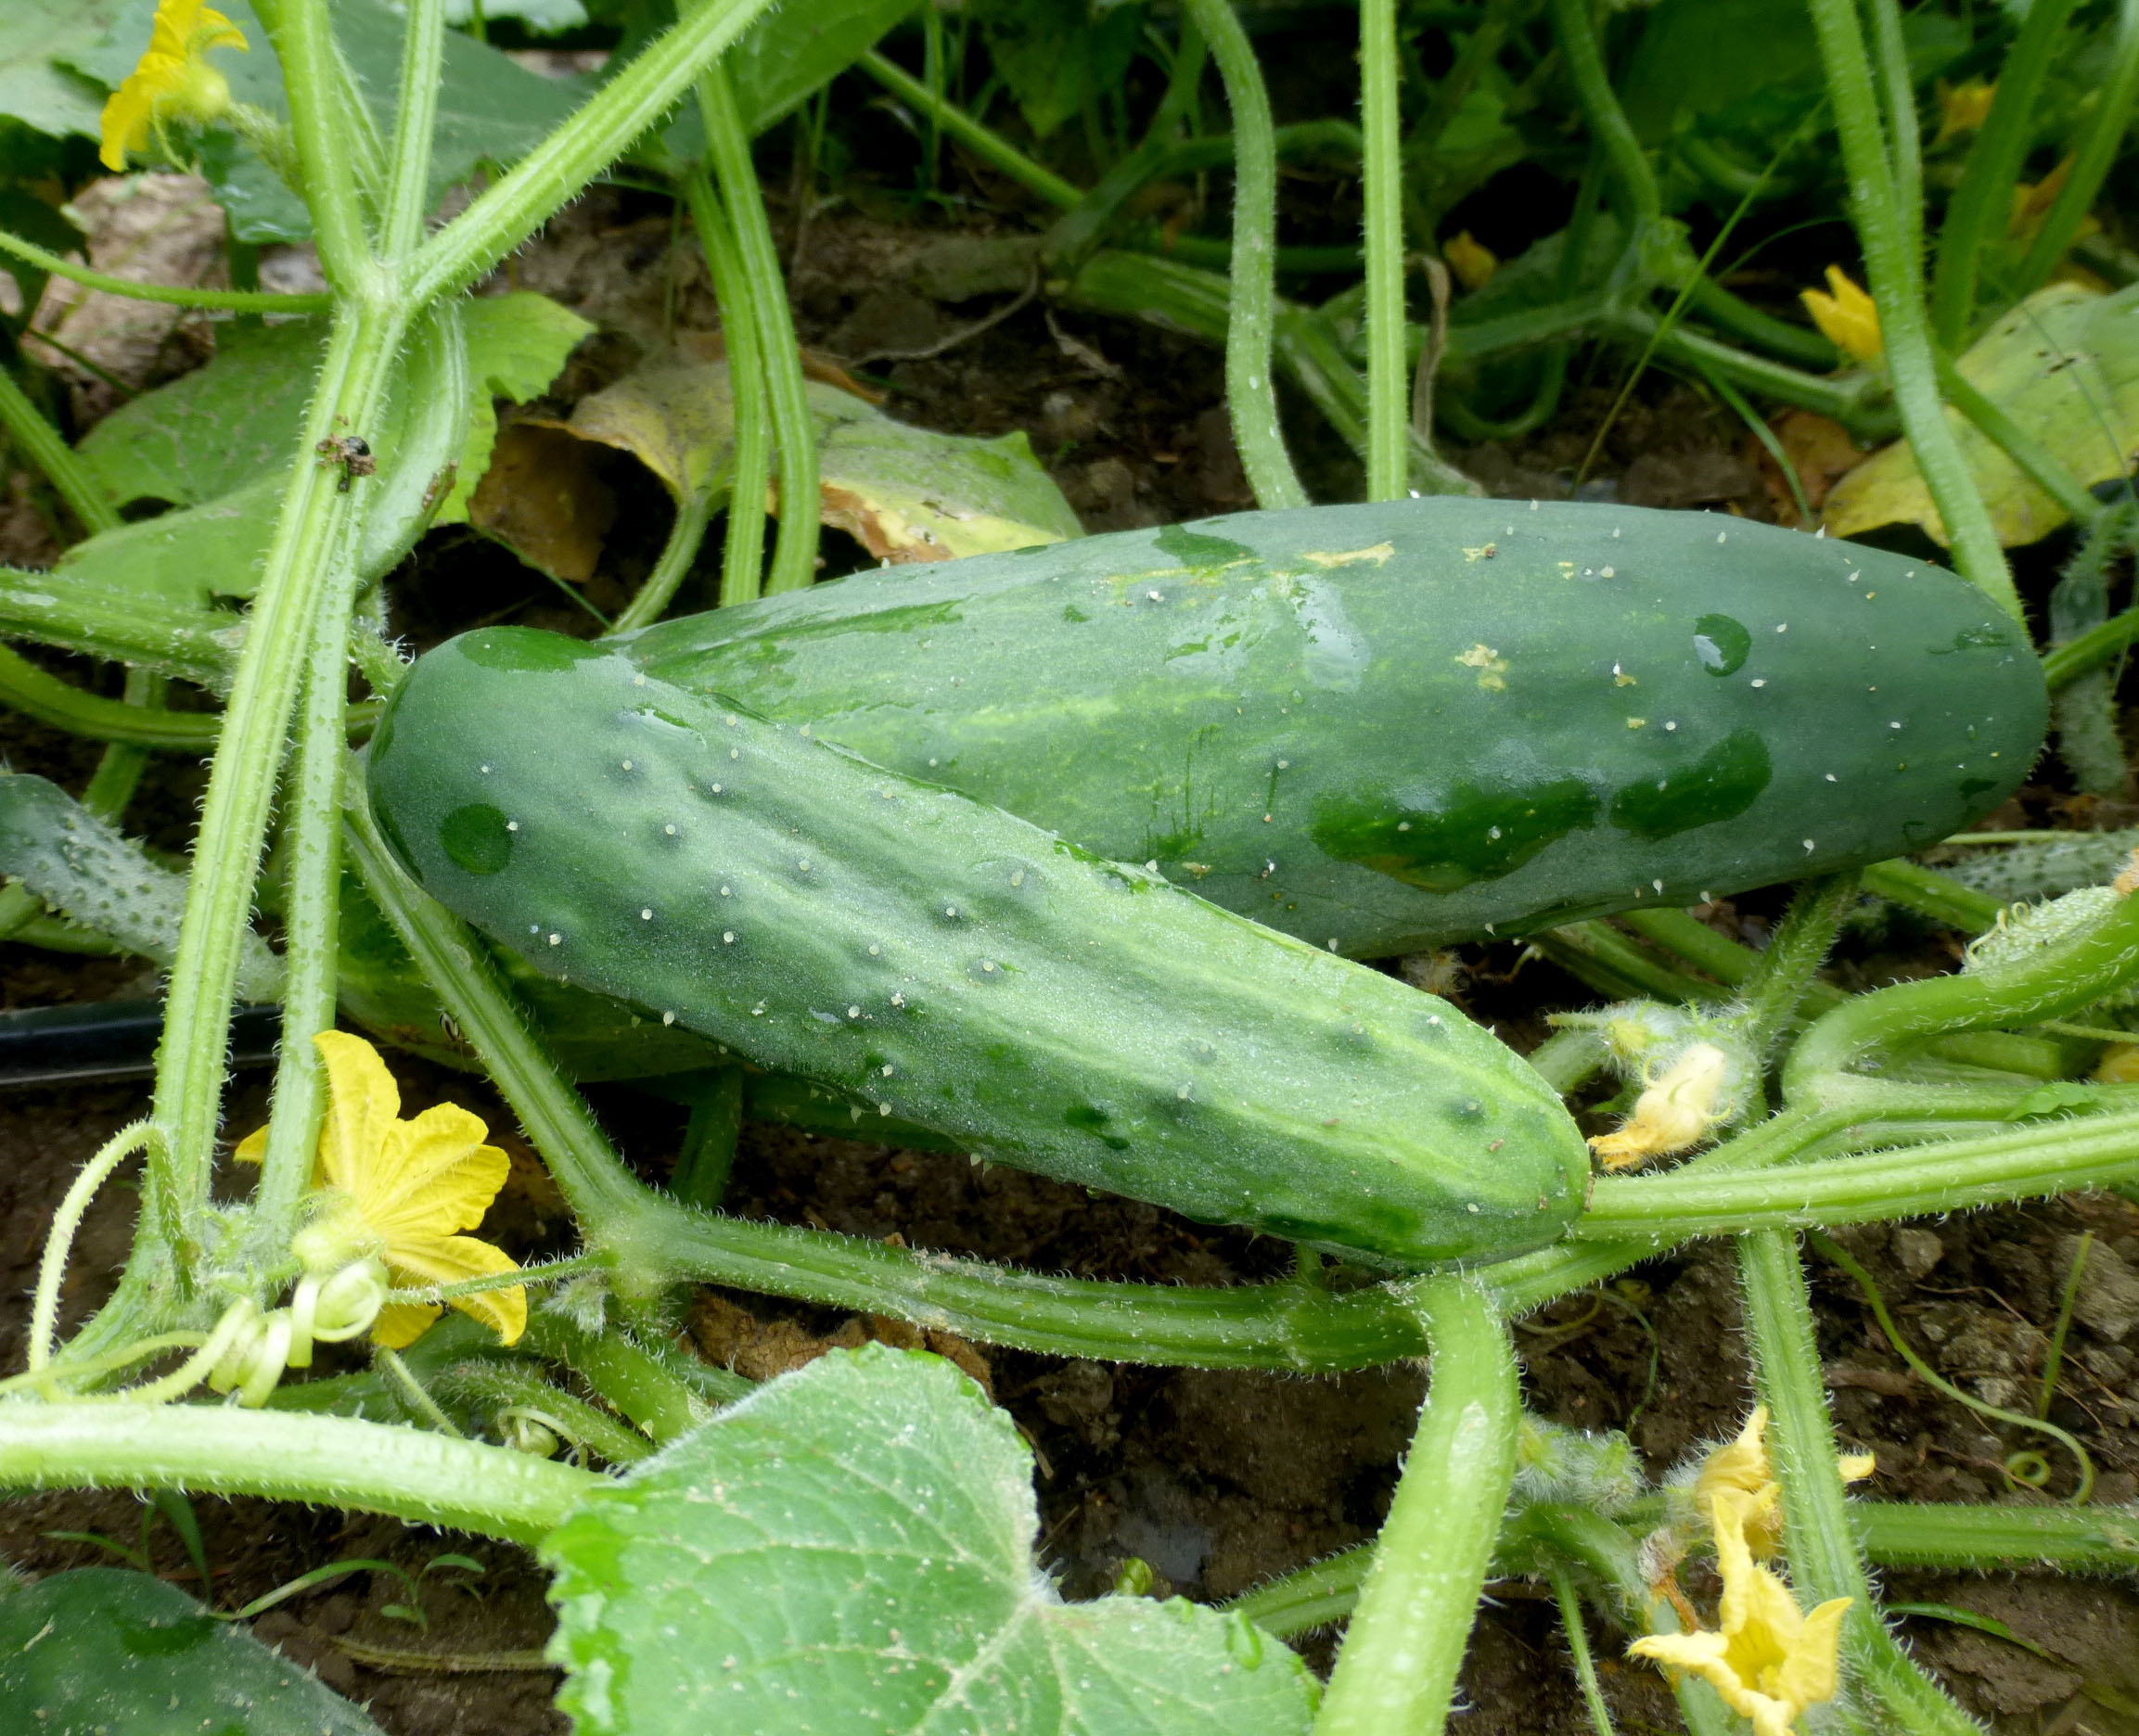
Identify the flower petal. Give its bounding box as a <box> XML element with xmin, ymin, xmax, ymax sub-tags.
<box><xmin>232</xmin><ymin>1124</ymin><xmax>267</xmax><ymax>1166</ymax></box>
<box><xmin>1773</xmin><ymin>1596</ymin><xmax>1851</xmax><ymax>1712</ymax></box>
<box><xmin>386</xmin><ymin>1233</ymin><xmax>526</xmax><ymax>1346</ymax></box>
<box><xmin>361</xmin><ymin>1105</ymin><xmax>508</xmax><ymax>1239</ymax></box>
<box><xmin>373</xmin><ymin>1299</ymin><xmax>444</xmax><ymax>1349</ymax></box>
<box><xmin>314</xmin><ymin>1030</ymin><xmax>404</xmax><ymax>1195</ymax></box>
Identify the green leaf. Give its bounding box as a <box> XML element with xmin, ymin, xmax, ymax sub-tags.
<box><xmin>0</xmin><ymin>773</ymin><xmax>285</xmax><ymax>997</ymax></box>
<box><xmin>75</xmin><ymin>290</ymin><xmax>586</xmax><ymax>557</ymax></box>
<box><xmin>650</xmin><ymin>0</ymin><xmax>916</xmax><ymax>165</ymax></box>
<box><xmin>2004</xmin><ymin>1079</ymin><xmax>2103</xmax><ymax>1120</ymax></box>
<box><xmin>543</xmin><ymin>1345</ymin><xmax>1318</xmax><ymax>1736</ymax></box>
<box><xmin>435</xmin><ymin>290</ymin><xmax>598</xmax><ymax>524</ymax></box>
<box><xmin>80</xmin><ymin>323</ymin><xmax>322</xmax><ymax>510</ymax></box>
<box><xmin>0</xmin><ymin>0</ymin><xmax>124</xmax><ymax>141</ymax></box>
<box><xmin>971</xmin><ymin>0</ymin><xmax>1146</xmax><ymax>141</ymax></box>
<box><xmin>1824</xmin><ymin>284</ymin><xmax>2139</xmax><ymax>546</ymax></box>
<box><xmin>0</xmin><ymin>1566</ymin><xmax>386</xmax><ymax>1734</ymax></box>
<box><xmin>65</xmin><ymin>0</ymin><xmax>582</xmax><ymax>244</ymax></box>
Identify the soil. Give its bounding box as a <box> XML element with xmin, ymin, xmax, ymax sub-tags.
<box><xmin>5</xmin><ymin>114</ymin><xmax>2139</xmax><ymax>1736</ymax></box>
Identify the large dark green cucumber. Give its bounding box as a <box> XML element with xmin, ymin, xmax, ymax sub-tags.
<box><xmin>624</xmin><ymin>500</ymin><xmax>2045</xmax><ymax>956</ymax></box>
<box><xmin>365</xmin><ymin>630</ymin><xmax>1590</xmax><ymax>1266</ymax></box>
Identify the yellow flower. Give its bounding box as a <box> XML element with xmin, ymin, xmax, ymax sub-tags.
<box><xmin>99</xmin><ymin>0</ymin><xmax>248</xmax><ymax>173</ymax></box>
<box><xmin>1589</xmin><ymin>1041</ymin><xmax>1733</xmax><ymax>1169</ymax></box>
<box><xmin>1801</xmin><ymin>267</ymin><xmax>1882</xmax><ymax>367</ymax></box>
<box><xmin>1444</xmin><ymin>231</ymin><xmax>1499</xmax><ymax>293</ymax></box>
<box><xmin>236</xmin><ymin>1031</ymin><xmax>525</xmax><ymax>1348</ymax></box>
<box><xmin>1695</xmin><ymin>1407</ymin><xmax>1876</xmax><ymax>1559</ymax></box>
<box><xmin>1932</xmin><ymin>79</ymin><xmax>1996</xmax><ymax>148</ymax></box>
<box><xmin>1630</xmin><ymin>1496</ymin><xmax>1852</xmax><ymax>1736</ymax></box>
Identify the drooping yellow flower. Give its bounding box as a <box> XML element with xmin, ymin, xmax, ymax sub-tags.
<box><xmin>1801</xmin><ymin>267</ymin><xmax>1882</xmax><ymax>367</ymax></box>
<box><xmin>1444</xmin><ymin>231</ymin><xmax>1499</xmax><ymax>293</ymax></box>
<box><xmin>1694</xmin><ymin>1406</ymin><xmax>1876</xmax><ymax>1559</ymax></box>
<box><xmin>99</xmin><ymin>0</ymin><xmax>249</xmax><ymax>173</ymax></box>
<box><xmin>1932</xmin><ymin>79</ymin><xmax>1996</xmax><ymax>148</ymax></box>
<box><xmin>1630</xmin><ymin>1497</ymin><xmax>1852</xmax><ymax>1736</ymax></box>
<box><xmin>1589</xmin><ymin>1041</ymin><xmax>1733</xmax><ymax>1169</ymax></box>
<box><xmin>236</xmin><ymin>1030</ymin><xmax>524</xmax><ymax>1348</ymax></box>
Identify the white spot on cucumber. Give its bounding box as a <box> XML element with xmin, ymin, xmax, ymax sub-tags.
<box><xmin>665</xmin><ymin>824</ymin><xmax>676</xmax><ymax>835</ymax></box>
<box><xmin>662</xmin><ymin>1012</ymin><xmax>675</xmax><ymax>1025</ymax></box>
<box><xmin>506</xmin><ymin>821</ymin><xmax>519</xmax><ymax>832</ymax></box>
<box><xmin>891</xmin><ymin>992</ymin><xmax>906</xmax><ymax>1007</ymax></box>
<box><xmin>641</xmin><ymin>909</ymin><xmax>653</xmax><ymax>920</ymax></box>
<box><xmin>548</xmin><ymin>933</ymin><xmax>561</xmax><ymax>946</ymax></box>
<box><xmin>724</xmin><ymin>931</ymin><xmax>736</xmax><ymax>942</ymax></box>
<box><xmin>868</xmin><ymin>943</ymin><xmax>880</xmax><ymax>955</ymax></box>
<box><xmin>720</xmin><ymin>885</ymin><xmax>731</xmax><ymax>896</ymax></box>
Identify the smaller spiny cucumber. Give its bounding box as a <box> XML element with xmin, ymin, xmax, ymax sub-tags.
<box><xmin>367</xmin><ymin>629</ymin><xmax>1592</xmax><ymax>1267</ymax></box>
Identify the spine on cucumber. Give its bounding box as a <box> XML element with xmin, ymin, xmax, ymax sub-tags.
<box><xmin>624</xmin><ymin>499</ymin><xmax>2046</xmax><ymax>956</ymax></box>
<box><xmin>365</xmin><ymin>630</ymin><xmax>1591</xmax><ymax>1267</ymax></box>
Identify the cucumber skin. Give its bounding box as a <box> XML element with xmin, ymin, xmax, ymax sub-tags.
<box><xmin>365</xmin><ymin>632</ymin><xmax>1590</xmax><ymax>1267</ymax></box>
<box><xmin>625</xmin><ymin>500</ymin><xmax>2046</xmax><ymax>957</ymax></box>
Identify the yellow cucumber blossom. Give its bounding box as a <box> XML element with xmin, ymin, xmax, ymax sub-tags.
<box><xmin>1800</xmin><ymin>267</ymin><xmax>1882</xmax><ymax>367</ymax></box>
<box><xmin>99</xmin><ymin>0</ymin><xmax>249</xmax><ymax>172</ymax></box>
<box><xmin>1693</xmin><ymin>1406</ymin><xmax>1876</xmax><ymax>1559</ymax></box>
<box><xmin>1589</xmin><ymin>1040</ymin><xmax>1734</xmax><ymax>1169</ymax></box>
<box><xmin>1443</xmin><ymin>230</ymin><xmax>1498</xmax><ymax>292</ymax></box>
<box><xmin>1630</xmin><ymin>1496</ymin><xmax>1851</xmax><ymax>1736</ymax></box>
<box><xmin>1932</xmin><ymin>78</ymin><xmax>1996</xmax><ymax>148</ymax></box>
<box><xmin>236</xmin><ymin>1030</ymin><xmax>525</xmax><ymax>1348</ymax></box>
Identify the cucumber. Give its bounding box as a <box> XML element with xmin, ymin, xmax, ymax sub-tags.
<box><xmin>624</xmin><ymin>500</ymin><xmax>2045</xmax><ymax>956</ymax></box>
<box><xmin>365</xmin><ymin>630</ymin><xmax>1591</xmax><ymax>1267</ymax></box>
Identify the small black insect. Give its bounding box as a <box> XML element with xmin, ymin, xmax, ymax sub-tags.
<box><xmin>316</xmin><ymin>431</ymin><xmax>377</xmax><ymax>493</ymax></box>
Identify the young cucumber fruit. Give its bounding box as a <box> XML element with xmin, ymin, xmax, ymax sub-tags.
<box><xmin>625</xmin><ymin>500</ymin><xmax>2046</xmax><ymax>956</ymax></box>
<box><xmin>365</xmin><ymin>631</ymin><xmax>1591</xmax><ymax>1267</ymax></box>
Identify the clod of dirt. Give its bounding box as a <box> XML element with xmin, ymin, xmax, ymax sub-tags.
<box><xmin>2064</xmin><ymin>1233</ymin><xmax>2139</xmax><ymax>1344</ymax></box>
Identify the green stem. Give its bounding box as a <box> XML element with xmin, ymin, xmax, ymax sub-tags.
<box><xmin>609</xmin><ymin>489</ymin><xmax>713</xmax><ymax>634</ymax></box>
<box><xmin>1937</xmin><ymin>351</ymin><xmax>2101</xmax><ymax>530</ymax></box>
<box><xmin>404</xmin><ymin>0</ymin><xmax>779</xmax><ymax>305</ymax></box>
<box><xmin>1866</xmin><ymin>0</ymin><xmax>1923</xmax><ymax>272</ymax></box>
<box><xmin>697</xmin><ymin>61</ymin><xmax>817</xmax><ymax>596</ymax></box>
<box><xmin>265</xmin><ymin>0</ymin><xmax>378</xmax><ymax>291</ymax></box>
<box><xmin>1545</xmin><ymin>1563</ymin><xmax>1619</xmax><ymax>1736</ymax></box>
<box><xmin>133</xmin><ymin>304</ymin><xmax>404</xmax><ymax>1316</ymax></box>
<box><xmin>1582</xmin><ymin>1112</ymin><xmax>2139</xmax><ymax>1235</ymax></box>
<box><xmin>1360</xmin><ymin>0</ymin><xmax>1406</xmax><ymax>502</ymax></box>
<box><xmin>0</xmin><ymin>364</ymin><xmax>116</xmax><ymax>535</ymax></box>
<box><xmin>2014</xmin><ymin>0</ymin><xmax>2139</xmax><ymax>301</ymax></box>
<box><xmin>0</xmin><ymin>229</ymin><xmax>327</xmax><ymax>314</ymax></box>
<box><xmin>1806</xmin><ymin>0</ymin><xmax>2017</xmax><ymax>618</ymax></box>
<box><xmin>1535</xmin><ymin>920</ymin><xmax>1729</xmax><ymax>1006</ymax></box>
<box><xmin>854</xmin><ymin>50</ymin><xmax>1082</xmax><ymax>211</ymax></box>
<box><xmin>1737</xmin><ymin>873</ymin><xmax>1859</xmax><ymax>1057</ymax></box>
<box><xmin>522</xmin><ymin>1309</ymin><xmax>746</xmax><ymax>1436</ymax></box>
<box><xmin>685</xmin><ymin>178</ymin><xmax>770</xmax><ymax>608</ymax></box>
<box><xmin>1859</xmin><ymin>858</ymin><xmax>2003</xmax><ymax>933</ymax></box>
<box><xmin>1739</xmin><ymin>1231</ymin><xmax>1979</xmax><ymax>1736</ymax></box>
<box><xmin>1314</xmin><ymin>1278</ymin><xmax>1517</xmax><ymax>1736</ymax></box>
<box><xmin>245</xmin><ymin>581</ymin><xmax>360</xmax><ymax>1260</ymax></box>
<box><xmin>1549</xmin><ymin>0</ymin><xmax>1660</xmax><ymax>229</ymax></box>
<box><xmin>429</xmin><ymin>1358</ymin><xmax>654</xmax><ymax>1465</ymax></box>
<box><xmin>1787</xmin><ymin>881</ymin><xmax>2139</xmax><ymax>1092</ymax></box>
<box><xmin>1928</xmin><ymin>0</ymin><xmax>2081</xmax><ymax>350</ymax></box>
<box><xmin>0</xmin><ymin>645</ymin><xmax>220</xmax><ymax>749</ymax></box>
<box><xmin>29</xmin><ymin>1123</ymin><xmax>156</xmax><ymax>1378</ymax></box>
<box><xmin>0</xmin><ymin>569</ymin><xmax>237</xmax><ymax>692</ymax></box>
<box><xmin>1179</xmin><ymin>0</ymin><xmax>1308</xmax><ymax>510</ymax></box>
<box><xmin>0</xmin><ymin>1406</ymin><xmax>595</xmax><ymax>1547</ymax></box>
<box><xmin>2043</xmin><ymin>607</ymin><xmax>2139</xmax><ymax>690</ymax></box>
<box><xmin>378</xmin><ymin>0</ymin><xmax>447</xmax><ymax>262</ymax></box>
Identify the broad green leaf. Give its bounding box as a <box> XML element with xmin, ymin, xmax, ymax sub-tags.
<box><xmin>435</xmin><ymin>290</ymin><xmax>598</xmax><ymax>524</ymax></box>
<box><xmin>66</xmin><ymin>0</ymin><xmax>582</xmax><ymax>244</ymax></box>
<box><xmin>657</xmin><ymin>0</ymin><xmax>916</xmax><ymax>161</ymax></box>
<box><xmin>543</xmin><ymin>1345</ymin><xmax>1318</xmax><ymax>1736</ymax></box>
<box><xmin>1823</xmin><ymin>284</ymin><xmax>2139</xmax><ymax>547</ymax></box>
<box><xmin>56</xmin><ymin>472</ymin><xmax>280</xmax><ymax>606</ymax></box>
<box><xmin>0</xmin><ymin>774</ymin><xmax>284</xmax><ymax>995</ymax></box>
<box><xmin>0</xmin><ymin>1566</ymin><xmax>384</xmax><ymax>1734</ymax></box>
<box><xmin>79</xmin><ymin>322</ymin><xmax>322</xmax><ymax>509</ymax></box>
<box><xmin>969</xmin><ymin>0</ymin><xmax>1146</xmax><ymax>142</ymax></box>
<box><xmin>0</xmin><ymin>0</ymin><xmax>123</xmax><ymax>141</ymax></box>
<box><xmin>82</xmin><ymin>292</ymin><xmax>585</xmax><ymax>512</ymax></box>
<box><xmin>568</xmin><ymin>357</ymin><xmax>1082</xmax><ymax>559</ymax></box>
